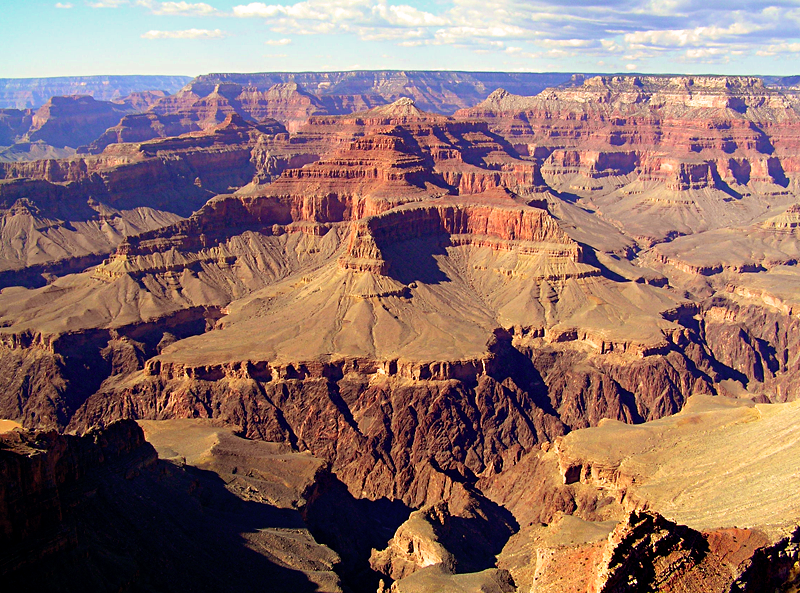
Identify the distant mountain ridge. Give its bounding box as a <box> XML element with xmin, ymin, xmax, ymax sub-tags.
<box><xmin>4</xmin><ymin>71</ymin><xmax>799</xmax><ymax>112</ymax></box>
<box><xmin>191</xmin><ymin>70</ymin><xmax>586</xmax><ymax>114</ymax></box>
<box><xmin>0</xmin><ymin>75</ymin><xmax>192</xmax><ymax>109</ymax></box>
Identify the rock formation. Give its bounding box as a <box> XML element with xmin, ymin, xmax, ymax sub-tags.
<box><xmin>0</xmin><ymin>114</ymin><xmax>302</xmax><ymax>286</ymax></box>
<box><xmin>0</xmin><ymin>75</ymin><xmax>799</xmax><ymax>592</ymax></box>
<box><xmin>478</xmin><ymin>394</ymin><xmax>800</xmax><ymax>592</ymax></box>
<box><xmin>0</xmin><ymin>75</ymin><xmax>191</xmax><ymax>110</ymax></box>
<box><xmin>0</xmin><ymin>419</ymin><xmax>345</xmax><ymax>591</ymax></box>
<box><xmin>457</xmin><ymin>76</ymin><xmax>800</xmax><ymax>245</ymax></box>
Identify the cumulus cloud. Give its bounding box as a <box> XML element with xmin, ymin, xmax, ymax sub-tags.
<box><xmin>233</xmin><ymin>0</ymin><xmax>447</xmax><ymax>33</ymax></box>
<box><xmin>142</xmin><ymin>28</ymin><xmax>227</xmax><ymax>38</ymax></box>
<box><xmin>223</xmin><ymin>0</ymin><xmax>800</xmax><ymax>66</ymax></box>
<box><xmin>265</xmin><ymin>38</ymin><xmax>292</xmax><ymax>45</ymax></box>
<box><xmin>55</xmin><ymin>2</ymin><xmax>74</xmax><ymax>7</ymax></box>
<box><xmin>757</xmin><ymin>41</ymin><xmax>800</xmax><ymax>56</ymax></box>
<box><xmin>137</xmin><ymin>0</ymin><xmax>219</xmax><ymax>15</ymax></box>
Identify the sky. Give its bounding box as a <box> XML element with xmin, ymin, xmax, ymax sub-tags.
<box><xmin>2</xmin><ymin>0</ymin><xmax>800</xmax><ymax>78</ymax></box>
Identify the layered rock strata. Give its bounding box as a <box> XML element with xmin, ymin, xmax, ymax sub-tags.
<box><xmin>0</xmin><ymin>77</ymin><xmax>799</xmax><ymax>592</ymax></box>
<box><xmin>456</xmin><ymin>76</ymin><xmax>800</xmax><ymax>244</ymax></box>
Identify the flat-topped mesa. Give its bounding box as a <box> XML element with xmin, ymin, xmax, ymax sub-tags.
<box><xmin>302</xmin><ymin>103</ymin><xmax>549</xmax><ymax>198</ymax></box>
<box><xmin>25</xmin><ymin>95</ymin><xmax>134</xmax><ymax>149</ymax></box>
<box><xmin>340</xmin><ymin>195</ymin><xmax>581</xmax><ymax>274</ymax></box>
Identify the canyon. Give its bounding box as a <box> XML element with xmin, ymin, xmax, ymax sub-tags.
<box><xmin>0</xmin><ymin>72</ymin><xmax>799</xmax><ymax>592</ymax></box>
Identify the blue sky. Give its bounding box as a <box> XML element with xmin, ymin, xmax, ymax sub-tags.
<box><xmin>3</xmin><ymin>0</ymin><xmax>800</xmax><ymax>77</ymax></box>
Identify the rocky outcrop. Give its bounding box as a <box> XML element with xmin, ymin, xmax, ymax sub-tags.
<box><xmin>592</xmin><ymin>511</ymin><xmax>786</xmax><ymax>593</ymax></box>
<box><xmin>370</xmin><ymin>492</ymin><xmax>517</xmax><ymax>581</ymax></box>
<box><xmin>0</xmin><ymin>420</ymin><xmax>156</xmax><ymax>574</ymax></box>
<box><xmin>700</xmin><ymin>296</ymin><xmax>800</xmax><ymax>401</ymax></box>
<box><xmin>25</xmin><ymin>95</ymin><xmax>133</xmax><ymax>148</ymax></box>
<box><xmin>1</xmin><ymin>419</ymin><xmax>346</xmax><ymax>592</ymax></box>
<box><xmin>340</xmin><ymin>198</ymin><xmax>580</xmax><ymax>275</ymax></box>
<box><xmin>0</xmin><ymin>108</ymin><xmax>33</xmax><ymax>146</ymax></box>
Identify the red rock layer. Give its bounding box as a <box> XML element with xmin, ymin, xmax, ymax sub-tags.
<box><xmin>341</xmin><ymin>199</ymin><xmax>579</xmax><ymax>274</ymax></box>
<box><xmin>456</xmin><ymin>76</ymin><xmax>800</xmax><ymax>193</ymax></box>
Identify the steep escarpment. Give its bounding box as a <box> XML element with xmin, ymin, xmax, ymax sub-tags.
<box><xmin>457</xmin><ymin>76</ymin><xmax>800</xmax><ymax>244</ymax></box>
<box><xmin>0</xmin><ymin>420</ymin><xmax>154</xmax><ymax>569</ymax></box>
<box><xmin>0</xmin><ymin>109</ymin><xmax>33</xmax><ymax>147</ymax></box>
<box><xmin>25</xmin><ymin>95</ymin><xmax>134</xmax><ymax>149</ymax></box>
<box><xmin>0</xmin><ymin>115</ymin><xmax>304</xmax><ymax>283</ymax></box>
<box><xmin>0</xmin><ymin>95</ymin><xmax>140</xmax><ymax>163</ymax></box>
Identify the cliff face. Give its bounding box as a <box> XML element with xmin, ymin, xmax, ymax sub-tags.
<box><xmin>0</xmin><ymin>419</ymin><xmax>349</xmax><ymax>592</ymax></box>
<box><xmin>0</xmin><ymin>114</ymin><xmax>302</xmax><ymax>282</ymax></box>
<box><xmin>25</xmin><ymin>95</ymin><xmax>134</xmax><ymax>149</ymax></box>
<box><xmin>0</xmin><ymin>109</ymin><xmax>33</xmax><ymax>146</ymax></box>
<box><xmin>457</xmin><ymin>76</ymin><xmax>800</xmax><ymax>244</ymax></box>
<box><xmin>0</xmin><ymin>420</ymin><xmax>155</xmax><ymax>572</ymax></box>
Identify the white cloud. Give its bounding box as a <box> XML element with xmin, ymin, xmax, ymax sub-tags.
<box><xmin>55</xmin><ymin>2</ymin><xmax>74</xmax><ymax>7</ymax></box>
<box><xmin>371</xmin><ymin>4</ymin><xmax>447</xmax><ymax>27</ymax></box>
<box><xmin>756</xmin><ymin>42</ymin><xmax>800</xmax><ymax>57</ymax></box>
<box><xmin>233</xmin><ymin>1</ymin><xmax>368</xmax><ymax>20</ymax></box>
<box><xmin>141</xmin><ymin>28</ymin><xmax>227</xmax><ymax>38</ymax></box>
<box><xmin>265</xmin><ymin>38</ymin><xmax>292</xmax><ymax>45</ymax></box>
<box><xmin>539</xmin><ymin>39</ymin><xmax>597</xmax><ymax>49</ymax></box>
<box><xmin>626</xmin><ymin>63</ymin><xmax>638</xmax><ymax>70</ymax></box>
<box><xmin>625</xmin><ymin>22</ymin><xmax>761</xmax><ymax>49</ymax></box>
<box><xmin>220</xmin><ymin>0</ymin><xmax>800</xmax><ymax>66</ymax></box>
<box><xmin>233</xmin><ymin>0</ymin><xmax>446</xmax><ymax>31</ymax></box>
<box><xmin>87</xmin><ymin>0</ymin><xmax>127</xmax><ymax>6</ymax></box>
<box><xmin>137</xmin><ymin>0</ymin><xmax>219</xmax><ymax>15</ymax></box>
